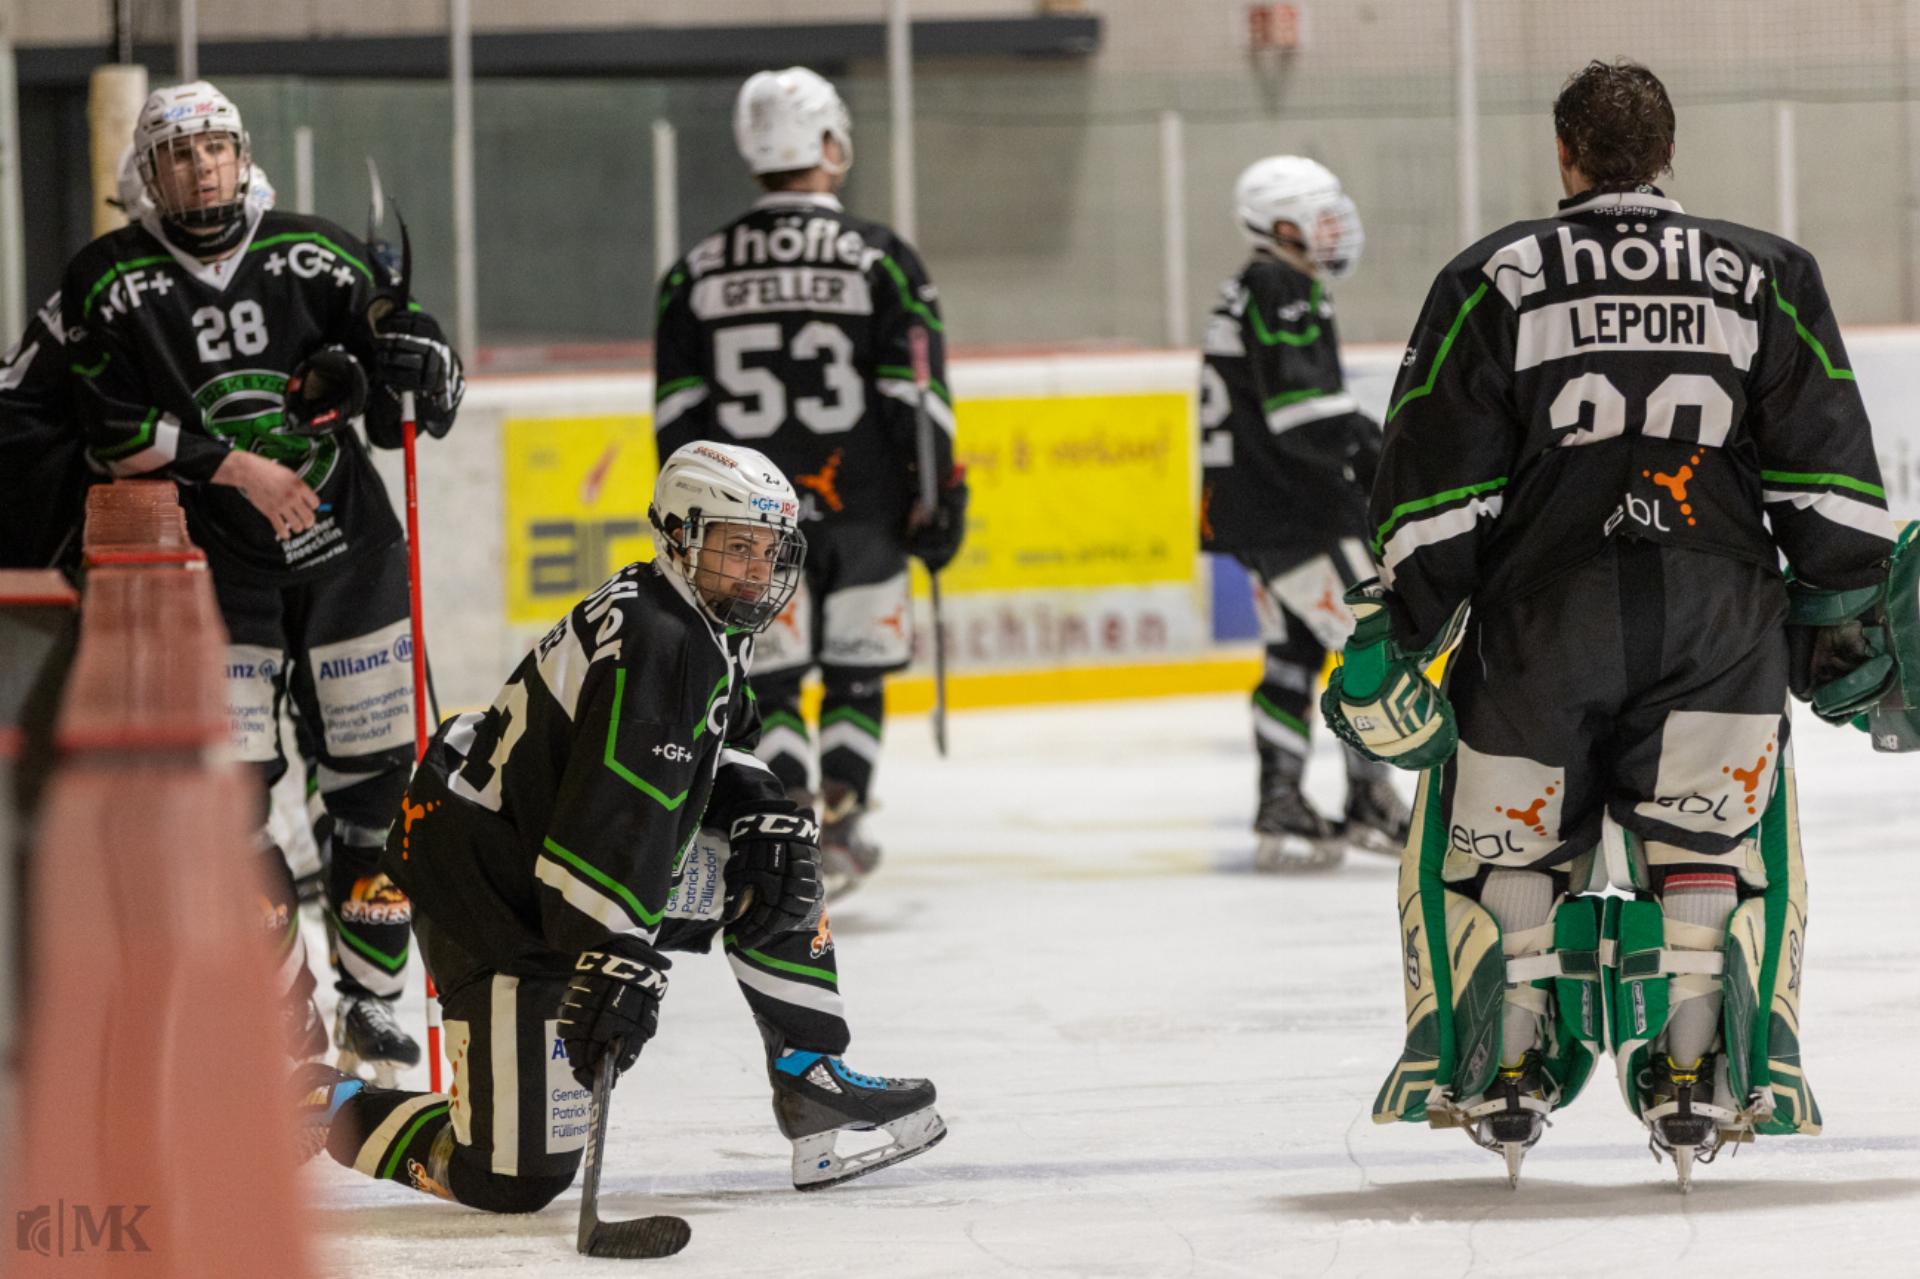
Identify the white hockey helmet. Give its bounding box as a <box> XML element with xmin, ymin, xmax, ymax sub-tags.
<box><xmin>117</xmin><ymin>143</ymin><xmax>273</xmax><ymax>223</ymax></box>
<box><xmin>649</xmin><ymin>441</ymin><xmax>807</xmax><ymax>633</ymax></box>
<box><xmin>734</xmin><ymin>67</ymin><xmax>853</xmax><ymax>177</ymax></box>
<box><xmin>134</xmin><ymin>80</ymin><xmax>252</xmax><ymax>229</ymax></box>
<box><xmin>1234</xmin><ymin>155</ymin><xmax>1364</xmax><ymax>278</ymax></box>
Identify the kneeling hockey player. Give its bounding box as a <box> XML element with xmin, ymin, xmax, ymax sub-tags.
<box><xmin>1324</xmin><ymin>61</ymin><xmax>1894</xmax><ymax>1189</ymax></box>
<box><xmin>296</xmin><ymin>441</ymin><xmax>945</xmax><ymax>1210</ymax></box>
<box><xmin>1198</xmin><ymin>155</ymin><xmax>1410</xmax><ymax>871</ymax></box>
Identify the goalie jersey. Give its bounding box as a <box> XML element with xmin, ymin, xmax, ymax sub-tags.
<box><xmin>652</xmin><ymin>192</ymin><xmax>954</xmax><ymax>530</ymax></box>
<box><xmin>1373</xmin><ymin>185</ymin><xmax>1893</xmax><ymax>649</ymax></box>
<box><xmin>1198</xmin><ymin>254</ymin><xmax>1381</xmax><ymax>557</ymax></box>
<box><xmin>387</xmin><ymin>563</ymin><xmax>787</xmax><ymax>975</ymax></box>
<box><xmin>60</xmin><ymin>209</ymin><xmax>450</xmax><ymax>583</ymax></box>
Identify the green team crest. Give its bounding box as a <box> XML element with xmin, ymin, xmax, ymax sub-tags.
<box><xmin>194</xmin><ymin>368</ymin><xmax>340</xmax><ymax>490</ymax></box>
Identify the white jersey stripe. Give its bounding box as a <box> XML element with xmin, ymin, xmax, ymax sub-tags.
<box><xmin>1762</xmin><ymin>489</ymin><xmax>1895</xmax><ymax>542</ymax></box>
<box><xmin>1266</xmin><ymin>391</ymin><xmax>1359</xmax><ymax>434</ymax></box>
<box><xmin>1379</xmin><ymin>496</ymin><xmax>1506</xmax><ymax>587</ymax></box>
<box><xmin>729</xmin><ymin>956</ymin><xmax>848</xmax><ymax>1020</ymax></box>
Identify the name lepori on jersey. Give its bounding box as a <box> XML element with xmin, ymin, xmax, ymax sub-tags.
<box><xmin>1493</xmin><ymin>215</ymin><xmax>1768</xmax><ymax>373</ymax></box>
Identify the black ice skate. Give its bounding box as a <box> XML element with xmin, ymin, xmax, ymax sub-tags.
<box><xmin>1339</xmin><ymin>775</ymin><xmax>1411</xmax><ymax>858</ymax></box>
<box><xmin>1460</xmin><ymin>1051</ymin><xmax>1554</xmax><ymax>1188</ymax></box>
<box><xmin>1640</xmin><ymin>1054</ymin><xmax>1742</xmax><ymax>1193</ymax></box>
<box><xmin>820</xmin><ymin>781</ymin><xmax>882</xmax><ymax>900</ymax></box>
<box><xmin>1253</xmin><ymin>774</ymin><xmax>1344</xmax><ymax>872</ymax></box>
<box><xmin>291</xmin><ymin>1061</ymin><xmax>363</xmax><ymax>1164</ymax></box>
<box><xmin>769</xmin><ymin>1048</ymin><xmax>945</xmax><ymax>1190</ymax></box>
<box><xmin>334</xmin><ymin>993</ymin><xmax>422</xmax><ymax>1088</ymax></box>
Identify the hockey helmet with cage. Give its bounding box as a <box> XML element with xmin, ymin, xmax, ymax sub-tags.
<box><xmin>734</xmin><ymin>67</ymin><xmax>853</xmax><ymax>177</ymax></box>
<box><xmin>1234</xmin><ymin>156</ymin><xmax>1365</xmax><ymax>278</ymax></box>
<box><xmin>650</xmin><ymin>441</ymin><xmax>807</xmax><ymax>633</ymax></box>
<box><xmin>133</xmin><ymin>80</ymin><xmax>253</xmax><ymax>231</ymax></box>
<box><xmin>116</xmin><ymin>143</ymin><xmax>274</xmax><ymax>224</ymax></box>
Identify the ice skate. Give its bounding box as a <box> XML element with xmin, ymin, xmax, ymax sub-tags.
<box><xmin>820</xmin><ymin>781</ymin><xmax>882</xmax><ymax>900</ymax></box>
<box><xmin>1459</xmin><ymin>1051</ymin><xmax>1554</xmax><ymax>1188</ymax></box>
<box><xmin>1641</xmin><ymin>1054</ymin><xmax>1742</xmax><ymax>1193</ymax></box>
<box><xmin>769</xmin><ymin>1047</ymin><xmax>945</xmax><ymax>1190</ymax></box>
<box><xmin>1253</xmin><ymin>774</ymin><xmax>1344</xmax><ymax>872</ymax></box>
<box><xmin>290</xmin><ymin>1061</ymin><xmax>363</xmax><ymax>1164</ymax></box>
<box><xmin>1339</xmin><ymin>773</ymin><xmax>1410</xmax><ymax>857</ymax></box>
<box><xmin>333</xmin><ymin>993</ymin><xmax>422</xmax><ymax>1088</ymax></box>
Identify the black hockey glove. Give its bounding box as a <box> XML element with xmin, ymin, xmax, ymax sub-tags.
<box><xmin>282</xmin><ymin>345</ymin><xmax>368</xmax><ymax>438</ymax></box>
<box><xmin>907</xmin><ymin>465</ymin><xmax>969</xmax><ymax>573</ymax></box>
<box><xmin>557</xmin><ymin>941</ymin><xmax>668</xmax><ymax>1089</ymax></box>
<box><xmin>724</xmin><ymin>806</ymin><xmax>824</xmax><ymax>953</ymax></box>
<box><xmin>370</xmin><ymin>308</ymin><xmax>465</xmax><ymax>432</ymax></box>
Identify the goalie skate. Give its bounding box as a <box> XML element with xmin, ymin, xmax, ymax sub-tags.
<box><xmin>1457</xmin><ymin>1052</ymin><xmax>1555</xmax><ymax>1188</ymax></box>
<box><xmin>771</xmin><ymin>1050</ymin><xmax>946</xmax><ymax>1190</ymax></box>
<box><xmin>1641</xmin><ymin>1054</ymin><xmax>1747</xmax><ymax>1193</ymax></box>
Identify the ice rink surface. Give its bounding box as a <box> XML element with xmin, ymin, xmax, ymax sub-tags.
<box><xmin>304</xmin><ymin>693</ymin><xmax>1920</xmax><ymax>1277</ymax></box>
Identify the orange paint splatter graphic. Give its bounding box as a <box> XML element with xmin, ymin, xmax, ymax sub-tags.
<box><xmin>398</xmin><ymin>793</ymin><xmax>440</xmax><ymax>861</ymax></box>
<box><xmin>1496</xmin><ymin>784</ymin><xmax>1558</xmax><ymax>837</ymax></box>
<box><xmin>796</xmin><ymin>449</ymin><xmax>846</xmax><ymax>513</ymax></box>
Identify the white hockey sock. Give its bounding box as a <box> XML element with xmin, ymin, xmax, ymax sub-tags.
<box><xmin>1481</xmin><ymin>869</ymin><xmax>1555</xmax><ymax>1068</ymax></box>
<box><xmin>1661</xmin><ymin>870</ymin><xmax>1738</xmax><ymax>1067</ymax></box>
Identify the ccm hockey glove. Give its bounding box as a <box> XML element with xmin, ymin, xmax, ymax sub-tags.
<box><xmin>1320</xmin><ymin>581</ymin><xmax>1458</xmax><ymax>771</ymax></box>
<box><xmin>282</xmin><ymin>345</ymin><xmax>368</xmax><ymax>437</ymax></box>
<box><xmin>725</xmin><ymin>807</ymin><xmax>825</xmax><ymax>953</ymax></box>
<box><xmin>558</xmin><ymin>941</ymin><xmax>668</xmax><ymax>1088</ymax></box>
<box><xmin>370</xmin><ymin>308</ymin><xmax>465</xmax><ymax>431</ymax></box>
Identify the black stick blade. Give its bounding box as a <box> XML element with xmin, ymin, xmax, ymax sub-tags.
<box><xmin>583</xmin><ymin>1215</ymin><xmax>691</xmax><ymax>1260</ymax></box>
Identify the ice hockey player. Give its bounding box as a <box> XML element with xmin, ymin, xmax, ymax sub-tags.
<box><xmin>295</xmin><ymin>442</ymin><xmax>945</xmax><ymax>1209</ymax></box>
<box><xmin>653</xmin><ymin>66</ymin><xmax>968</xmax><ymax>897</ymax></box>
<box><xmin>1199</xmin><ymin>156</ymin><xmax>1411</xmax><ymax>872</ymax></box>
<box><xmin>1324</xmin><ymin>60</ymin><xmax>1894</xmax><ymax>1189</ymax></box>
<box><xmin>60</xmin><ymin>81</ymin><xmax>465</xmax><ymax>1084</ymax></box>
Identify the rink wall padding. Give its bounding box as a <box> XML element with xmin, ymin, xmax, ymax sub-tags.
<box><xmin>3</xmin><ymin>483</ymin><xmax>316</xmax><ymax>1277</ymax></box>
<box><xmin>372</xmin><ymin>332</ymin><xmax>1920</xmax><ymax>713</ymax></box>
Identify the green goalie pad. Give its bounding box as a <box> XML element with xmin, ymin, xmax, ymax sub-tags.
<box><xmin>1863</xmin><ymin>522</ymin><xmax>1920</xmax><ymax>751</ymax></box>
<box><xmin>1373</xmin><ymin>769</ymin><xmax>1603</xmax><ymax>1125</ymax></box>
<box><xmin>1602</xmin><ymin>763</ymin><xmax>1820</xmax><ymax>1136</ymax></box>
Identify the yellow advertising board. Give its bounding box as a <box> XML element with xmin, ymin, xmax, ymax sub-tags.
<box><xmin>503</xmin><ymin>415</ymin><xmax>660</xmax><ymax>625</ymax></box>
<box><xmin>501</xmin><ymin>392</ymin><xmax>1197</xmax><ymax>625</ymax></box>
<box><xmin>940</xmin><ymin>393</ymin><xmax>1196</xmax><ymax>593</ymax></box>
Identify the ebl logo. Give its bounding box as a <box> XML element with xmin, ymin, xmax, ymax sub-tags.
<box><xmin>15</xmin><ymin>1201</ymin><xmax>153</xmax><ymax>1256</ymax></box>
<box><xmin>526</xmin><ymin>519</ymin><xmax>646</xmax><ymax>600</ymax></box>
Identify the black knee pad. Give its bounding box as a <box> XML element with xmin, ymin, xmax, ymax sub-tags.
<box><xmin>448</xmin><ymin>1154</ymin><xmax>578</xmax><ymax>1215</ymax></box>
<box><xmin>318</xmin><ymin>750</ymin><xmax>413</xmax><ymax>830</ymax></box>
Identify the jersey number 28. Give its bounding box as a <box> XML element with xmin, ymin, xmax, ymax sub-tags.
<box><xmin>193</xmin><ymin>301</ymin><xmax>270</xmax><ymax>363</ymax></box>
<box><xmin>713</xmin><ymin>321</ymin><xmax>863</xmax><ymax>437</ymax></box>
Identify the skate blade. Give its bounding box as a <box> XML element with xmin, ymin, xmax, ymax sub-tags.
<box><xmin>1672</xmin><ymin>1145</ymin><xmax>1696</xmax><ymax>1193</ymax></box>
<box><xmin>1502</xmin><ymin>1141</ymin><xmax>1526</xmax><ymax>1188</ymax></box>
<box><xmin>1340</xmin><ymin>826</ymin><xmax>1406</xmax><ymax>858</ymax></box>
<box><xmin>791</xmin><ymin>1106</ymin><xmax>946</xmax><ymax>1191</ymax></box>
<box><xmin>1253</xmin><ymin>832</ymin><xmax>1345</xmax><ymax>873</ymax></box>
<box><xmin>335</xmin><ymin>1049</ymin><xmax>401</xmax><ymax>1089</ymax></box>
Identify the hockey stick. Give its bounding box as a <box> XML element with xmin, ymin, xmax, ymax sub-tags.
<box><xmin>369</xmin><ymin>163</ymin><xmax>446</xmax><ymax>1093</ymax></box>
<box><xmin>578</xmin><ymin>1043</ymin><xmax>692</xmax><ymax>1259</ymax></box>
<box><xmin>908</xmin><ymin>326</ymin><xmax>949</xmax><ymax>757</ymax></box>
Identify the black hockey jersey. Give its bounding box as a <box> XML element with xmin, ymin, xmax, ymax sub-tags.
<box><xmin>653</xmin><ymin>192</ymin><xmax>954</xmax><ymax>530</ymax></box>
<box><xmin>60</xmin><ymin>209</ymin><xmax>449</xmax><ymax>582</ymax></box>
<box><xmin>0</xmin><ymin>292</ymin><xmax>92</xmax><ymax>569</ymax></box>
<box><xmin>387</xmin><ymin>563</ymin><xmax>786</xmax><ymax>974</ymax></box>
<box><xmin>1198</xmin><ymin>254</ymin><xmax>1381</xmax><ymax>554</ymax></box>
<box><xmin>1373</xmin><ymin>186</ymin><xmax>1892</xmax><ymax>650</ymax></box>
